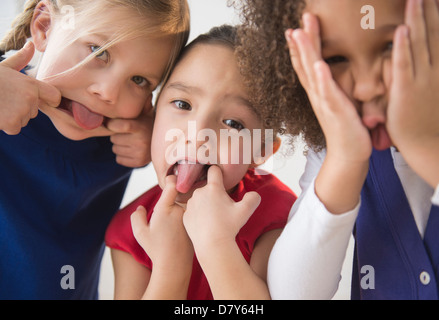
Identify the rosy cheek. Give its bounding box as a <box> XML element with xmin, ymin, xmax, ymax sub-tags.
<box><xmin>221</xmin><ymin>164</ymin><xmax>249</xmax><ymax>191</ymax></box>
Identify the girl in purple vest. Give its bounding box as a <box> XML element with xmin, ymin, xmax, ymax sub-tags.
<box><xmin>232</xmin><ymin>0</ymin><xmax>439</xmax><ymax>299</ymax></box>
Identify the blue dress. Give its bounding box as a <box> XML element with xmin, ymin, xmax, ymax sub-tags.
<box><xmin>0</xmin><ymin>112</ymin><xmax>132</xmax><ymax>299</ymax></box>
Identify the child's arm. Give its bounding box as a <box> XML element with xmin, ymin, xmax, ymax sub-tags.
<box><xmin>111</xmin><ymin>249</ymin><xmax>151</xmax><ymax>300</ymax></box>
<box><xmin>268</xmin><ymin>149</ymin><xmax>358</xmax><ymax>299</ymax></box>
<box><xmin>130</xmin><ymin>176</ymin><xmax>193</xmax><ymax>300</ymax></box>
<box><xmin>286</xmin><ymin>14</ymin><xmax>370</xmax><ymax>215</ymax></box>
<box><xmin>184</xmin><ymin>166</ymin><xmax>272</xmax><ymax>300</ymax></box>
<box><xmin>0</xmin><ymin>42</ymin><xmax>61</xmax><ymax>135</ymax></box>
<box><xmin>387</xmin><ymin>0</ymin><xmax>439</xmax><ymax>189</ymax></box>
<box><xmin>107</xmin><ymin>96</ymin><xmax>154</xmax><ymax>168</ymax></box>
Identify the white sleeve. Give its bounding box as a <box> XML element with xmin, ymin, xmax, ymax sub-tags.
<box><xmin>268</xmin><ymin>149</ymin><xmax>359</xmax><ymax>300</ymax></box>
<box><xmin>432</xmin><ymin>185</ymin><xmax>439</xmax><ymax>206</ymax></box>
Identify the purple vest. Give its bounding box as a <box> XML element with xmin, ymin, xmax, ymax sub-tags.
<box><xmin>352</xmin><ymin>149</ymin><xmax>439</xmax><ymax>299</ymax></box>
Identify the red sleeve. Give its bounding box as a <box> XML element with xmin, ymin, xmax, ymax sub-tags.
<box><xmin>105</xmin><ymin>185</ymin><xmax>162</xmax><ymax>269</ymax></box>
<box><xmin>233</xmin><ymin>170</ymin><xmax>297</xmax><ymax>261</ymax></box>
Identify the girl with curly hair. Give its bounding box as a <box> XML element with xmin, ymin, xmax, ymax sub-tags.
<box><xmin>234</xmin><ymin>0</ymin><xmax>439</xmax><ymax>299</ymax></box>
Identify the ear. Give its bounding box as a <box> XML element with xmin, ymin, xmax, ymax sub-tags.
<box><xmin>250</xmin><ymin>136</ymin><xmax>281</xmax><ymax>168</ymax></box>
<box><xmin>30</xmin><ymin>0</ymin><xmax>53</xmax><ymax>52</ymax></box>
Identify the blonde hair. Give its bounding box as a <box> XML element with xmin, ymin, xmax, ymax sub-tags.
<box><xmin>0</xmin><ymin>0</ymin><xmax>190</xmax><ymax>82</ymax></box>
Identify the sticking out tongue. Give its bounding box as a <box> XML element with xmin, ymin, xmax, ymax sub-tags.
<box><xmin>370</xmin><ymin>124</ymin><xmax>392</xmax><ymax>151</ymax></box>
<box><xmin>71</xmin><ymin>101</ymin><xmax>104</xmax><ymax>130</ymax></box>
<box><xmin>175</xmin><ymin>162</ymin><xmax>205</xmax><ymax>194</ymax></box>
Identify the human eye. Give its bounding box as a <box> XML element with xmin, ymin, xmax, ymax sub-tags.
<box><xmin>324</xmin><ymin>55</ymin><xmax>348</xmax><ymax>65</ymax></box>
<box><xmin>385</xmin><ymin>41</ymin><xmax>393</xmax><ymax>52</ymax></box>
<box><xmin>224</xmin><ymin>119</ymin><xmax>245</xmax><ymax>131</ymax></box>
<box><xmin>172</xmin><ymin>100</ymin><xmax>192</xmax><ymax>111</ymax></box>
<box><xmin>90</xmin><ymin>45</ymin><xmax>109</xmax><ymax>62</ymax></box>
<box><xmin>132</xmin><ymin>75</ymin><xmax>149</xmax><ymax>88</ymax></box>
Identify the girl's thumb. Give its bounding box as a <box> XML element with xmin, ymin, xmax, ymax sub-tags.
<box><xmin>238</xmin><ymin>191</ymin><xmax>261</xmax><ymax>223</ymax></box>
<box><xmin>0</xmin><ymin>41</ymin><xmax>35</xmax><ymax>71</ymax></box>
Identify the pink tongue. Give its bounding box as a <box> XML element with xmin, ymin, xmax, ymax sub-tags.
<box><xmin>176</xmin><ymin>163</ymin><xmax>205</xmax><ymax>194</ymax></box>
<box><xmin>71</xmin><ymin>101</ymin><xmax>104</xmax><ymax>130</ymax></box>
<box><xmin>371</xmin><ymin>124</ymin><xmax>392</xmax><ymax>151</ymax></box>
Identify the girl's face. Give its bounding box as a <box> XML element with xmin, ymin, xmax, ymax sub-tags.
<box><xmin>152</xmin><ymin>44</ymin><xmax>265</xmax><ymax>203</ymax></box>
<box><xmin>306</xmin><ymin>0</ymin><xmax>405</xmax><ymax>150</ymax></box>
<box><xmin>32</xmin><ymin>6</ymin><xmax>175</xmax><ymax>141</ymax></box>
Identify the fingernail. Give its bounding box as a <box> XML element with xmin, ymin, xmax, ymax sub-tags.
<box><xmin>400</xmin><ymin>25</ymin><xmax>409</xmax><ymax>37</ymax></box>
<box><xmin>292</xmin><ymin>29</ymin><xmax>302</xmax><ymax>42</ymax></box>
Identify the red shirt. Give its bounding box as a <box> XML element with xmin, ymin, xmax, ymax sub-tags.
<box><xmin>105</xmin><ymin>169</ymin><xmax>296</xmax><ymax>299</ymax></box>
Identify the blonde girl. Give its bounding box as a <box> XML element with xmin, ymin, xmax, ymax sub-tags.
<box><xmin>0</xmin><ymin>0</ymin><xmax>189</xmax><ymax>299</ymax></box>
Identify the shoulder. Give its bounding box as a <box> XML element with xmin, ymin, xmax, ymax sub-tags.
<box><xmin>234</xmin><ymin>170</ymin><xmax>297</xmax><ymax>256</ymax></box>
<box><xmin>105</xmin><ymin>185</ymin><xmax>162</xmax><ymax>267</ymax></box>
<box><xmin>240</xmin><ymin>169</ymin><xmax>297</xmax><ymax>209</ymax></box>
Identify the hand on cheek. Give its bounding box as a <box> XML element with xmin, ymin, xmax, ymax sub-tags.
<box><xmin>0</xmin><ymin>42</ymin><xmax>61</xmax><ymax>135</ymax></box>
<box><xmin>285</xmin><ymin>13</ymin><xmax>372</xmax><ymax>165</ymax></box>
<box><xmin>387</xmin><ymin>0</ymin><xmax>439</xmax><ymax>187</ymax></box>
<box><xmin>108</xmin><ymin>96</ymin><xmax>154</xmax><ymax>168</ymax></box>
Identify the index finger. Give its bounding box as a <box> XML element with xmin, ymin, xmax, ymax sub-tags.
<box><xmin>207</xmin><ymin>165</ymin><xmax>225</xmax><ymax>190</ymax></box>
<box><xmin>37</xmin><ymin>80</ymin><xmax>62</xmax><ymax>108</ymax></box>
<box><xmin>156</xmin><ymin>175</ymin><xmax>179</xmax><ymax>208</ymax></box>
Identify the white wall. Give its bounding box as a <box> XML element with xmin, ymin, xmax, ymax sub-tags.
<box><xmin>0</xmin><ymin>0</ymin><xmax>351</xmax><ymax>300</ymax></box>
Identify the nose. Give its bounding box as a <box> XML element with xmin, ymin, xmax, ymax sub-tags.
<box><xmin>351</xmin><ymin>61</ymin><xmax>388</xmax><ymax>128</ymax></box>
<box><xmin>184</xmin><ymin>114</ymin><xmax>218</xmax><ymax>163</ymax></box>
<box><xmin>352</xmin><ymin>61</ymin><xmax>386</xmax><ymax>104</ymax></box>
<box><xmin>87</xmin><ymin>74</ymin><xmax>121</xmax><ymax>105</ymax></box>
<box><xmin>185</xmin><ymin>119</ymin><xmax>215</xmax><ymax>147</ymax></box>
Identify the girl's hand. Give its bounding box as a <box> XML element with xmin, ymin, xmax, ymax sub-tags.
<box><xmin>131</xmin><ymin>175</ymin><xmax>193</xmax><ymax>269</ymax></box>
<box><xmin>285</xmin><ymin>14</ymin><xmax>372</xmax><ymax>164</ymax></box>
<box><xmin>387</xmin><ymin>0</ymin><xmax>439</xmax><ymax>187</ymax></box>
<box><xmin>0</xmin><ymin>42</ymin><xmax>61</xmax><ymax>135</ymax></box>
<box><xmin>286</xmin><ymin>14</ymin><xmax>370</xmax><ymax>214</ymax></box>
<box><xmin>107</xmin><ymin>96</ymin><xmax>154</xmax><ymax>168</ymax></box>
<box><xmin>183</xmin><ymin>166</ymin><xmax>261</xmax><ymax>253</ymax></box>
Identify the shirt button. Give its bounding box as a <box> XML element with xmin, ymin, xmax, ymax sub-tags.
<box><xmin>420</xmin><ymin>271</ymin><xmax>431</xmax><ymax>285</ymax></box>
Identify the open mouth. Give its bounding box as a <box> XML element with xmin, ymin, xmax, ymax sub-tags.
<box><xmin>167</xmin><ymin>160</ymin><xmax>211</xmax><ymax>194</ymax></box>
<box><xmin>58</xmin><ymin>97</ymin><xmax>105</xmax><ymax>130</ymax></box>
<box><xmin>369</xmin><ymin>123</ymin><xmax>392</xmax><ymax>151</ymax></box>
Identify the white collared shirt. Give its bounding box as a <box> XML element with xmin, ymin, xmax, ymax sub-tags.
<box><xmin>268</xmin><ymin>147</ymin><xmax>435</xmax><ymax>300</ymax></box>
<box><xmin>433</xmin><ymin>185</ymin><xmax>439</xmax><ymax>206</ymax></box>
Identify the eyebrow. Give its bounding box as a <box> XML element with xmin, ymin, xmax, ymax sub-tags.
<box><xmin>88</xmin><ymin>32</ymin><xmax>111</xmax><ymax>46</ymax></box>
<box><xmin>166</xmin><ymin>82</ymin><xmax>203</xmax><ymax>94</ymax></box>
<box><xmin>166</xmin><ymin>81</ymin><xmax>259</xmax><ymax>117</ymax></box>
<box><xmin>231</xmin><ymin>95</ymin><xmax>259</xmax><ymax>118</ymax></box>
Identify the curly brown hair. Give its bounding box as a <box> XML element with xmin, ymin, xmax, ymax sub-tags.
<box><xmin>231</xmin><ymin>0</ymin><xmax>325</xmax><ymax>151</ymax></box>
